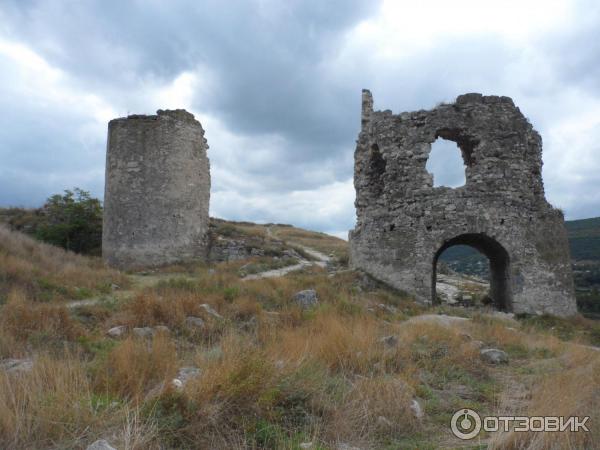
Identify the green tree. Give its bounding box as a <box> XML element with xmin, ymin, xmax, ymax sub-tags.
<box><xmin>36</xmin><ymin>188</ymin><xmax>103</xmax><ymax>254</ymax></box>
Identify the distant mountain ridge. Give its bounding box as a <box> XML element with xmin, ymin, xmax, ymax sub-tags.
<box><xmin>565</xmin><ymin>217</ymin><xmax>600</xmax><ymax>261</ymax></box>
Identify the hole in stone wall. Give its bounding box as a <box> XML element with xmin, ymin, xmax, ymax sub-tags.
<box><xmin>432</xmin><ymin>234</ymin><xmax>512</xmax><ymax>312</ymax></box>
<box><xmin>426</xmin><ymin>137</ymin><xmax>466</xmax><ymax>188</ymax></box>
<box><xmin>369</xmin><ymin>144</ymin><xmax>386</xmax><ymax>176</ymax></box>
<box><xmin>367</xmin><ymin>143</ymin><xmax>386</xmax><ymax>195</ymax></box>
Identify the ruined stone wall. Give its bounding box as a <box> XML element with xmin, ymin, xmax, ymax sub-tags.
<box><xmin>349</xmin><ymin>90</ymin><xmax>577</xmax><ymax>316</ymax></box>
<box><xmin>103</xmin><ymin>109</ymin><xmax>210</xmax><ymax>270</ymax></box>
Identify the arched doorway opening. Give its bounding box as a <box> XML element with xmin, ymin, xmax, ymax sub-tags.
<box><xmin>432</xmin><ymin>233</ymin><xmax>512</xmax><ymax>312</ymax></box>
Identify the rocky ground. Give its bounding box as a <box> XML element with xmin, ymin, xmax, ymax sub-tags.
<box><xmin>435</xmin><ymin>272</ymin><xmax>489</xmax><ymax>306</ymax></box>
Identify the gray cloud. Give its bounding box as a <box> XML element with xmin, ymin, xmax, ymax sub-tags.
<box><xmin>1</xmin><ymin>0</ymin><xmax>599</xmax><ymax>236</ymax></box>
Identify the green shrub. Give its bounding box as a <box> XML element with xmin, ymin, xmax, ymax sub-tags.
<box><xmin>35</xmin><ymin>188</ymin><xmax>102</xmax><ymax>255</ymax></box>
<box><xmin>223</xmin><ymin>286</ymin><xmax>240</xmax><ymax>302</ymax></box>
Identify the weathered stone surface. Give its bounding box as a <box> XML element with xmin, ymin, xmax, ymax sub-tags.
<box><xmin>107</xmin><ymin>325</ymin><xmax>127</xmax><ymax>338</ymax></box>
<box><xmin>132</xmin><ymin>327</ymin><xmax>154</xmax><ymax>338</ymax></box>
<box><xmin>293</xmin><ymin>289</ymin><xmax>319</xmax><ymax>309</ymax></box>
<box><xmin>380</xmin><ymin>335</ymin><xmax>398</xmax><ymax>348</ymax></box>
<box><xmin>376</xmin><ymin>415</ymin><xmax>393</xmax><ymax>428</ymax></box>
<box><xmin>185</xmin><ymin>316</ymin><xmax>206</xmax><ymax>329</ymax></box>
<box><xmin>349</xmin><ymin>90</ymin><xmax>577</xmax><ymax>317</ymax></box>
<box><xmin>209</xmin><ymin>237</ymin><xmax>264</xmax><ymax>262</ymax></box>
<box><xmin>0</xmin><ymin>358</ymin><xmax>33</xmax><ymax>373</ymax></box>
<box><xmin>410</xmin><ymin>399</ymin><xmax>424</xmax><ymax>419</ymax></box>
<box><xmin>480</xmin><ymin>348</ymin><xmax>509</xmax><ymax>364</ymax></box>
<box><xmin>404</xmin><ymin>314</ymin><xmax>469</xmax><ymax>328</ymax></box>
<box><xmin>377</xmin><ymin>303</ymin><xmax>397</xmax><ymax>314</ymax></box>
<box><xmin>200</xmin><ymin>303</ymin><xmax>223</xmax><ymax>320</ymax></box>
<box><xmin>172</xmin><ymin>366</ymin><xmax>202</xmax><ymax>389</ymax></box>
<box><xmin>103</xmin><ymin>109</ymin><xmax>210</xmax><ymax>270</ymax></box>
<box><xmin>86</xmin><ymin>440</ymin><xmax>117</xmax><ymax>450</ymax></box>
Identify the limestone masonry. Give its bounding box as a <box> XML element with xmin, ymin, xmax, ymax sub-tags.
<box><xmin>103</xmin><ymin>109</ymin><xmax>210</xmax><ymax>270</ymax></box>
<box><xmin>350</xmin><ymin>90</ymin><xmax>577</xmax><ymax>316</ymax></box>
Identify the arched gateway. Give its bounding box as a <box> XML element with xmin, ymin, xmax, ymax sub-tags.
<box><xmin>349</xmin><ymin>90</ymin><xmax>577</xmax><ymax>316</ymax></box>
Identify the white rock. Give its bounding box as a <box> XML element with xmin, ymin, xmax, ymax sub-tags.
<box><xmin>377</xmin><ymin>415</ymin><xmax>393</xmax><ymax>428</ymax></box>
<box><xmin>410</xmin><ymin>399</ymin><xmax>424</xmax><ymax>418</ymax></box>
<box><xmin>200</xmin><ymin>303</ymin><xmax>223</xmax><ymax>319</ymax></box>
<box><xmin>171</xmin><ymin>367</ymin><xmax>201</xmax><ymax>389</ymax></box>
<box><xmin>299</xmin><ymin>442</ymin><xmax>314</xmax><ymax>449</ymax></box>
<box><xmin>435</xmin><ymin>279</ymin><xmax>461</xmax><ymax>304</ymax></box>
<box><xmin>86</xmin><ymin>440</ymin><xmax>117</xmax><ymax>450</ymax></box>
<box><xmin>106</xmin><ymin>325</ymin><xmax>127</xmax><ymax>338</ymax></box>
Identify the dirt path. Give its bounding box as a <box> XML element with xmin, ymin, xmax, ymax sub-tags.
<box><xmin>242</xmin><ymin>227</ymin><xmax>331</xmax><ymax>281</ymax></box>
<box><xmin>64</xmin><ymin>273</ymin><xmax>196</xmax><ymax>309</ymax></box>
<box><xmin>242</xmin><ymin>260</ymin><xmax>314</xmax><ymax>281</ymax></box>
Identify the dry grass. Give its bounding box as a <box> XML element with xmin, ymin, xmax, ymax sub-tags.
<box><xmin>1</xmin><ymin>225</ymin><xmax>599</xmax><ymax>449</ymax></box>
<box><xmin>327</xmin><ymin>376</ymin><xmax>417</xmax><ymax>443</ymax></box>
<box><xmin>96</xmin><ymin>335</ymin><xmax>178</xmax><ymax>402</ymax></box>
<box><xmin>124</xmin><ymin>291</ymin><xmax>205</xmax><ymax>329</ymax></box>
<box><xmin>0</xmin><ymin>289</ymin><xmax>83</xmax><ymax>356</ymax></box>
<box><xmin>490</xmin><ymin>346</ymin><xmax>600</xmax><ymax>449</ymax></box>
<box><xmin>0</xmin><ymin>352</ymin><xmax>160</xmax><ymax>449</ymax></box>
<box><xmin>270</xmin><ymin>225</ymin><xmax>348</xmax><ymax>260</ymax></box>
<box><xmin>211</xmin><ymin>218</ymin><xmax>269</xmax><ymax>240</ymax></box>
<box><xmin>0</xmin><ymin>225</ymin><xmax>128</xmax><ymax>302</ymax></box>
<box><xmin>155</xmin><ymin>308</ymin><xmax>490</xmax><ymax>447</ymax></box>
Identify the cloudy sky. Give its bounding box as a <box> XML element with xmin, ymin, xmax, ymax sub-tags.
<box><xmin>1</xmin><ymin>0</ymin><xmax>599</xmax><ymax>238</ymax></box>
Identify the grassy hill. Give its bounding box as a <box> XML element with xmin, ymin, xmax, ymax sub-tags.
<box><xmin>1</xmin><ymin>221</ymin><xmax>600</xmax><ymax>449</ymax></box>
<box><xmin>565</xmin><ymin>217</ymin><xmax>600</xmax><ymax>261</ymax></box>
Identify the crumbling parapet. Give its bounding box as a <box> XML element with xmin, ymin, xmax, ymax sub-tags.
<box><xmin>103</xmin><ymin>109</ymin><xmax>210</xmax><ymax>270</ymax></box>
<box><xmin>349</xmin><ymin>91</ymin><xmax>577</xmax><ymax>317</ymax></box>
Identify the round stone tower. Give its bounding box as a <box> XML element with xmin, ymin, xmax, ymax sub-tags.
<box><xmin>103</xmin><ymin>109</ymin><xmax>210</xmax><ymax>270</ymax></box>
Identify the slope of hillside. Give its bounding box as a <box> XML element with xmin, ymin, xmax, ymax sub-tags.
<box><xmin>566</xmin><ymin>217</ymin><xmax>600</xmax><ymax>261</ymax></box>
<box><xmin>0</xmin><ymin>224</ymin><xmax>127</xmax><ymax>303</ymax></box>
<box><xmin>1</xmin><ymin>222</ymin><xmax>600</xmax><ymax>449</ymax></box>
